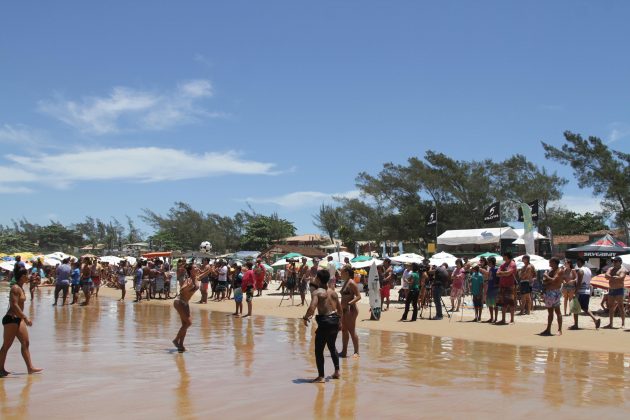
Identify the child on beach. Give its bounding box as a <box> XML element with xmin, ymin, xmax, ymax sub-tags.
<box><xmin>470</xmin><ymin>265</ymin><xmax>484</xmax><ymax>322</ymax></box>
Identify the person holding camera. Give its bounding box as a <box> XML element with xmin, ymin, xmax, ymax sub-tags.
<box><xmin>431</xmin><ymin>263</ymin><xmax>449</xmax><ymax>320</ymax></box>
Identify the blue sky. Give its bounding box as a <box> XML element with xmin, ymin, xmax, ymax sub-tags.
<box><xmin>1</xmin><ymin>1</ymin><xmax>629</xmax><ymax>236</ymax></box>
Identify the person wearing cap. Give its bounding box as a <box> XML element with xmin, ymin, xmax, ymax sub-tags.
<box><xmin>603</xmin><ymin>256</ymin><xmax>628</xmax><ymax>329</ymax></box>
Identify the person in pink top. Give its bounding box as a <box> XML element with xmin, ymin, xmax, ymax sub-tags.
<box><xmin>449</xmin><ymin>259</ymin><xmax>465</xmax><ymax>312</ymax></box>
<box><xmin>241</xmin><ymin>262</ymin><xmax>255</xmax><ymax>318</ymax></box>
<box><xmin>496</xmin><ymin>251</ymin><xmax>517</xmax><ymax>324</ymax></box>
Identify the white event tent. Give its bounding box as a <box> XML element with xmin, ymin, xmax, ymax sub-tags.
<box><xmin>437</xmin><ymin>227</ymin><xmax>519</xmax><ymax>246</ymax></box>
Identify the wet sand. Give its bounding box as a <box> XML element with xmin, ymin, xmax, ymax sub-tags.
<box><xmin>1</xmin><ymin>285</ymin><xmax>630</xmax><ymax>419</ymax></box>
<box><xmin>99</xmin><ymin>281</ymin><xmax>630</xmax><ymax>354</ymax></box>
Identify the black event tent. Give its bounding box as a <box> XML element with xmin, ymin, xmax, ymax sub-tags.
<box><xmin>565</xmin><ymin>234</ymin><xmax>630</xmax><ymax>259</ymax></box>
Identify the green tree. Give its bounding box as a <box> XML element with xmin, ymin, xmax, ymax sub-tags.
<box><xmin>542</xmin><ymin>131</ymin><xmax>630</xmax><ymax>242</ymax></box>
<box><xmin>541</xmin><ymin>207</ymin><xmax>609</xmax><ymax>235</ymax></box>
<box><xmin>240</xmin><ymin>213</ymin><xmax>296</xmax><ymax>250</ymax></box>
<box><xmin>313</xmin><ymin>204</ymin><xmax>343</xmax><ymax>246</ymax></box>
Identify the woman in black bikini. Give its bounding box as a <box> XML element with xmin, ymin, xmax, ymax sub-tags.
<box><xmin>0</xmin><ymin>268</ymin><xmax>43</xmax><ymax>377</ymax></box>
<box><xmin>339</xmin><ymin>265</ymin><xmax>361</xmax><ymax>358</ymax></box>
<box><xmin>172</xmin><ymin>264</ymin><xmax>212</xmax><ymax>353</ymax></box>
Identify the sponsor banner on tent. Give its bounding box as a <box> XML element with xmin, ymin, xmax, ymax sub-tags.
<box><xmin>517</xmin><ymin>200</ymin><xmax>539</xmax><ymax>222</ymax></box>
<box><xmin>483</xmin><ymin>202</ymin><xmax>500</xmax><ymax>224</ymax></box>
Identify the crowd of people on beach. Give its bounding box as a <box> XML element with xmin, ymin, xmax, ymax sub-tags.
<box><xmin>1</xmin><ymin>249</ymin><xmax>628</xmax><ymax>382</ymax></box>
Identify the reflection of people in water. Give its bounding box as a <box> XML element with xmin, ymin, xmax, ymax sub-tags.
<box><xmin>0</xmin><ymin>372</ymin><xmax>35</xmax><ymax>418</ymax></box>
<box><xmin>0</xmin><ymin>268</ymin><xmax>43</xmax><ymax>377</ymax></box>
<box><xmin>172</xmin><ymin>264</ymin><xmax>210</xmax><ymax>353</ymax></box>
<box><xmin>175</xmin><ymin>354</ymin><xmax>193</xmax><ymax>418</ymax></box>
<box><xmin>302</xmin><ymin>270</ymin><xmax>342</xmax><ymax>383</ymax></box>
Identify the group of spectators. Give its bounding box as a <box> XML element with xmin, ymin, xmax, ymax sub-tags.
<box><xmin>394</xmin><ymin>252</ymin><xmax>628</xmax><ymax>336</ymax></box>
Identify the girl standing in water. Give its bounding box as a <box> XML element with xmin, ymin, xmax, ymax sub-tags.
<box><xmin>339</xmin><ymin>265</ymin><xmax>361</xmax><ymax>358</ymax></box>
<box><xmin>0</xmin><ymin>268</ymin><xmax>43</xmax><ymax>377</ymax></box>
<box><xmin>172</xmin><ymin>263</ymin><xmax>212</xmax><ymax>353</ymax></box>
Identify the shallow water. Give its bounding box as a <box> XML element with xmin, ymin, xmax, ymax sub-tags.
<box><xmin>1</xmin><ymin>286</ymin><xmax>629</xmax><ymax>419</ymax></box>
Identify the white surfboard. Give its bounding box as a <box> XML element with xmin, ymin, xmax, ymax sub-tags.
<box><xmin>367</xmin><ymin>261</ymin><xmax>381</xmax><ymax>320</ymax></box>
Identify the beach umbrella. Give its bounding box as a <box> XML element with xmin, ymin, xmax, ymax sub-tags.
<box><xmin>390</xmin><ymin>253</ymin><xmax>425</xmax><ymax>264</ymax></box>
<box><xmin>351</xmin><ymin>255</ymin><xmax>372</xmax><ymax>263</ymax></box>
<box><xmin>0</xmin><ymin>261</ymin><xmax>32</xmax><ymax>271</ymax></box>
<box><xmin>81</xmin><ymin>254</ymin><xmax>98</xmax><ymax>259</ymax></box>
<box><xmin>590</xmin><ymin>273</ymin><xmax>630</xmax><ymax>290</ymax></box>
<box><xmin>100</xmin><ymin>256</ymin><xmax>123</xmax><ymax>265</ymax></box>
<box><xmin>351</xmin><ymin>259</ymin><xmax>383</xmax><ymax>269</ymax></box>
<box><xmin>272</xmin><ymin>257</ymin><xmax>312</xmax><ymax>267</ymax></box>
<box><xmin>280</xmin><ymin>252</ymin><xmax>303</xmax><ymax>260</ymax></box>
<box><xmin>429</xmin><ymin>251</ymin><xmax>458</xmax><ymax>268</ymax></box>
<box><xmin>124</xmin><ymin>256</ymin><xmax>137</xmax><ymax>266</ymax></box>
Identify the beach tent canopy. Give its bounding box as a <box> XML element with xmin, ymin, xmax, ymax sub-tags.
<box><xmin>437</xmin><ymin>228</ymin><xmax>518</xmax><ymax>246</ymax></box>
<box><xmin>565</xmin><ymin>234</ymin><xmax>629</xmax><ymax>259</ymax></box>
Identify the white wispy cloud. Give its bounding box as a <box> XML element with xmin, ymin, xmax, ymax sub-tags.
<box><xmin>0</xmin><ymin>147</ymin><xmax>277</xmax><ymax>193</ymax></box>
<box><xmin>0</xmin><ymin>124</ymin><xmax>45</xmax><ymax>148</ymax></box>
<box><xmin>608</xmin><ymin>123</ymin><xmax>630</xmax><ymax>144</ymax></box>
<box><xmin>244</xmin><ymin>190</ymin><xmax>360</xmax><ymax>209</ymax></box>
<box><xmin>38</xmin><ymin>80</ymin><xmax>226</xmax><ymax>134</ymax></box>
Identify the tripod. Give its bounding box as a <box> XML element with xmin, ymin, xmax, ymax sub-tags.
<box><xmin>419</xmin><ymin>283</ymin><xmax>451</xmax><ymax>320</ymax></box>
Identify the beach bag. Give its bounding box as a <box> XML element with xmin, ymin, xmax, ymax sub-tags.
<box><xmin>570</xmin><ymin>297</ymin><xmax>581</xmax><ymax>314</ymax></box>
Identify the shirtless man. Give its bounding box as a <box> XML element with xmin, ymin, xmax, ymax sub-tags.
<box><xmin>0</xmin><ymin>268</ymin><xmax>43</xmax><ymax>377</ymax></box>
<box><xmin>172</xmin><ymin>263</ymin><xmax>211</xmax><ymax>352</ymax></box>
<box><xmin>302</xmin><ymin>270</ymin><xmax>342</xmax><ymax>383</ymax></box>
<box><xmin>603</xmin><ymin>256</ymin><xmax>628</xmax><ymax>329</ymax></box>
<box><xmin>540</xmin><ymin>257</ymin><xmax>564</xmax><ymax>336</ymax></box>
<box><xmin>518</xmin><ymin>255</ymin><xmax>536</xmax><ymax>315</ymax></box>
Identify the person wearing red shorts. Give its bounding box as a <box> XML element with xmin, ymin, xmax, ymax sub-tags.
<box><xmin>380</xmin><ymin>259</ymin><xmax>393</xmax><ymax>311</ymax></box>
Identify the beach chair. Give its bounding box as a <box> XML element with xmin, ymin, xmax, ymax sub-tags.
<box><xmin>531</xmin><ymin>279</ymin><xmax>544</xmax><ymax>309</ymax></box>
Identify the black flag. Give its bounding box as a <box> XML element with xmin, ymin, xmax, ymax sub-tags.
<box><xmin>517</xmin><ymin>200</ymin><xmax>539</xmax><ymax>222</ymax></box>
<box><xmin>483</xmin><ymin>202</ymin><xmax>500</xmax><ymax>224</ymax></box>
<box><xmin>426</xmin><ymin>209</ymin><xmax>437</xmax><ymax>226</ymax></box>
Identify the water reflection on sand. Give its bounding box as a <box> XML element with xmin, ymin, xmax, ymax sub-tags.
<box><xmin>0</xmin><ymin>287</ymin><xmax>629</xmax><ymax>419</ymax></box>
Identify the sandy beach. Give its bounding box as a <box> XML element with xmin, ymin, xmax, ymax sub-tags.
<box><xmin>97</xmin><ymin>280</ymin><xmax>630</xmax><ymax>354</ymax></box>
<box><xmin>2</xmin><ymin>283</ymin><xmax>630</xmax><ymax>419</ymax></box>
